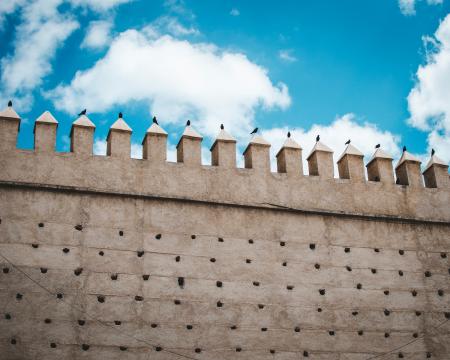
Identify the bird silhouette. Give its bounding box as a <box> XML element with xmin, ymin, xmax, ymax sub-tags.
<box><xmin>287</xmin><ymin>131</ymin><xmax>291</xmax><ymax>138</ymax></box>
<box><xmin>152</xmin><ymin>116</ymin><xmax>158</xmax><ymax>125</ymax></box>
<box><xmin>220</xmin><ymin>124</ymin><xmax>224</xmax><ymax>130</ymax></box>
<box><xmin>316</xmin><ymin>135</ymin><xmax>320</xmax><ymax>142</ymax></box>
<box><xmin>431</xmin><ymin>148</ymin><xmax>435</xmax><ymax>156</ymax></box>
<box><xmin>7</xmin><ymin>100</ymin><xmax>12</xmax><ymax>107</ymax></box>
<box><xmin>78</xmin><ymin>109</ymin><xmax>86</xmax><ymax>116</ymax></box>
<box><xmin>345</xmin><ymin>139</ymin><xmax>351</xmax><ymax>145</ymax></box>
<box><xmin>250</xmin><ymin>128</ymin><xmax>258</xmax><ymax>135</ymax></box>
<box><xmin>118</xmin><ymin>112</ymin><xmax>123</xmax><ymax>118</ymax></box>
<box><xmin>375</xmin><ymin>144</ymin><xmax>380</xmax><ymax>148</ymax></box>
<box><xmin>402</xmin><ymin>145</ymin><xmax>407</xmax><ymax>152</ymax></box>
<box><xmin>186</xmin><ymin>120</ymin><xmax>191</xmax><ymax>126</ymax></box>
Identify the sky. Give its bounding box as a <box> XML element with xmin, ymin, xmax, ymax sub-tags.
<box><xmin>0</xmin><ymin>0</ymin><xmax>449</xmax><ymax>171</ymax></box>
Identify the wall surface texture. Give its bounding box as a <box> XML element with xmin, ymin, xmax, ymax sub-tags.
<box><xmin>1</xmin><ymin>109</ymin><xmax>450</xmax><ymax>360</ymax></box>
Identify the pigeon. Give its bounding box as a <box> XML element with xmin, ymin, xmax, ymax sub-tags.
<box><xmin>118</xmin><ymin>112</ymin><xmax>123</xmax><ymax>118</ymax></box>
<box><xmin>345</xmin><ymin>139</ymin><xmax>351</xmax><ymax>145</ymax></box>
<box><xmin>431</xmin><ymin>148</ymin><xmax>435</xmax><ymax>156</ymax></box>
<box><xmin>287</xmin><ymin>131</ymin><xmax>291</xmax><ymax>138</ymax></box>
<box><xmin>186</xmin><ymin>120</ymin><xmax>191</xmax><ymax>126</ymax></box>
<box><xmin>152</xmin><ymin>116</ymin><xmax>158</xmax><ymax>125</ymax></box>
<box><xmin>250</xmin><ymin>128</ymin><xmax>258</xmax><ymax>135</ymax></box>
<box><xmin>375</xmin><ymin>144</ymin><xmax>380</xmax><ymax>148</ymax></box>
<box><xmin>220</xmin><ymin>124</ymin><xmax>224</xmax><ymax>130</ymax></box>
<box><xmin>316</xmin><ymin>135</ymin><xmax>320</xmax><ymax>142</ymax></box>
<box><xmin>7</xmin><ymin>100</ymin><xmax>12</xmax><ymax>107</ymax></box>
<box><xmin>402</xmin><ymin>145</ymin><xmax>407</xmax><ymax>152</ymax></box>
<box><xmin>78</xmin><ymin>109</ymin><xmax>86</xmax><ymax>116</ymax></box>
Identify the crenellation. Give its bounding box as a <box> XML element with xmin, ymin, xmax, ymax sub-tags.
<box><xmin>337</xmin><ymin>144</ymin><xmax>365</xmax><ymax>181</ymax></box>
<box><xmin>366</xmin><ymin>148</ymin><xmax>394</xmax><ymax>184</ymax></box>
<box><xmin>306</xmin><ymin>140</ymin><xmax>334</xmax><ymax>178</ymax></box>
<box><xmin>210</xmin><ymin>128</ymin><xmax>236</xmax><ymax>168</ymax></box>
<box><xmin>70</xmin><ymin>115</ymin><xmax>95</xmax><ymax>156</ymax></box>
<box><xmin>0</xmin><ymin>104</ymin><xmax>20</xmax><ymax>152</ymax></box>
<box><xmin>243</xmin><ymin>135</ymin><xmax>271</xmax><ymax>171</ymax></box>
<box><xmin>176</xmin><ymin>123</ymin><xmax>203</xmax><ymax>165</ymax></box>
<box><xmin>34</xmin><ymin>111</ymin><xmax>58</xmax><ymax>153</ymax></box>
<box><xmin>395</xmin><ymin>151</ymin><xmax>423</xmax><ymax>187</ymax></box>
<box><xmin>142</xmin><ymin>121</ymin><xmax>168</xmax><ymax>162</ymax></box>
<box><xmin>276</xmin><ymin>136</ymin><xmax>302</xmax><ymax>174</ymax></box>
<box><xmin>423</xmin><ymin>155</ymin><xmax>449</xmax><ymax>189</ymax></box>
<box><xmin>106</xmin><ymin>116</ymin><xmax>132</xmax><ymax>158</ymax></box>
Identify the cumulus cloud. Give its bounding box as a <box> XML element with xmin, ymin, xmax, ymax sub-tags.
<box><xmin>278</xmin><ymin>49</ymin><xmax>297</xmax><ymax>63</ymax></box>
<box><xmin>47</xmin><ymin>29</ymin><xmax>291</xmax><ymax>139</ymax></box>
<box><xmin>407</xmin><ymin>14</ymin><xmax>450</xmax><ymax>161</ymax></box>
<box><xmin>398</xmin><ymin>0</ymin><xmax>443</xmax><ymax>16</ymax></box>
<box><xmin>0</xmin><ymin>0</ymin><xmax>26</xmax><ymax>29</ymax></box>
<box><xmin>68</xmin><ymin>0</ymin><xmax>134</xmax><ymax>12</ymax></box>
<box><xmin>81</xmin><ymin>20</ymin><xmax>113</xmax><ymax>49</ymax></box>
<box><xmin>230</xmin><ymin>8</ymin><xmax>240</xmax><ymax>17</ymax></box>
<box><xmin>262</xmin><ymin>114</ymin><xmax>401</xmax><ymax>173</ymax></box>
<box><xmin>144</xmin><ymin>16</ymin><xmax>199</xmax><ymax>38</ymax></box>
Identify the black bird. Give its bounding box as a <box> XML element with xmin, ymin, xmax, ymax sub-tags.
<box><xmin>118</xmin><ymin>112</ymin><xmax>123</xmax><ymax>118</ymax></box>
<box><xmin>152</xmin><ymin>116</ymin><xmax>158</xmax><ymax>125</ymax></box>
<box><xmin>186</xmin><ymin>120</ymin><xmax>191</xmax><ymax>126</ymax></box>
<box><xmin>402</xmin><ymin>145</ymin><xmax>407</xmax><ymax>152</ymax></box>
<box><xmin>287</xmin><ymin>131</ymin><xmax>291</xmax><ymax>138</ymax></box>
<box><xmin>431</xmin><ymin>148</ymin><xmax>435</xmax><ymax>156</ymax></box>
<box><xmin>345</xmin><ymin>139</ymin><xmax>351</xmax><ymax>145</ymax></box>
<box><xmin>316</xmin><ymin>135</ymin><xmax>320</xmax><ymax>142</ymax></box>
<box><xmin>78</xmin><ymin>109</ymin><xmax>86</xmax><ymax>116</ymax></box>
<box><xmin>7</xmin><ymin>100</ymin><xmax>12</xmax><ymax>107</ymax></box>
<box><xmin>220</xmin><ymin>124</ymin><xmax>224</xmax><ymax>130</ymax></box>
<box><xmin>250</xmin><ymin>127</ymin><xmax>258</xmax><ymax>135</ymax></box>
<box><xmin>375</xmin><ymin>144</ymin><xmax>380</xmax><ymax>148</ymax></box>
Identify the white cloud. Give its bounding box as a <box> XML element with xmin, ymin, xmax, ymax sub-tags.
<box><xmin>398</xmin><ymin>0</ymin><xmax>443</xmax><ymax>16</ymax></box>
<box><xmin>278</xmin><ymin>49</ymin><xmax>297</xmax><ymax>63</ymax></box>
<box><xmin>93</xmin><ymin>138</ymin><xmax>107</xmax><ymax>155</ymax></box>
<box><xmin>230</xmin><ymin>8</ymin><xmax>240</xmax><ymax>17</ymax></box>
<box><xmin>407</xmin><ymin>14</ymin><xmax>450</xmax><ymax>162</ymax></box>
<box><xmin>81</xmin><ymin>20</ymin><xmax>113</xmax><ymax>49</ymax></box>
<box><xmin>144</xmin><ymin>16</ymin><xmax>199</xmax><ymax>38</ymax></box>
<box><xmin>262</xmin><ymin>114</ymin><xmax>401</xmax><ymax>174</ymax></box>
<box><xmin>0</xmin><ymin>0</ymin><xmax>26</xmax><ymax>29</ymax></box>
<box><xmin>68</xmin><ymin>0</ymin><xmax>134</xmax><ymax>12</ymax></box>
<box><xmin>47</xmin><ymin>29</ymin><xmax>291</xmax><ymax>139</ymax></box>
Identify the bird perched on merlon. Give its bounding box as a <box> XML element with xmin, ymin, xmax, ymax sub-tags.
<box><xmin>186</xmin><ymin>120</ymin><xmax>191</xmax><ymax>126</ymax></box>
<box><xmin>316</xmin><ymin>135</ymin><xmax>320</xmax><ymax>142</ymax></box>
<box><xmin>250</xmin><ymin>128</ymin><xmax>258</xmax><ymax>135</ymax></box>
<box><xmin>345</xmin><ymin>139</ymin><xmax>351</xmax><ymax>145</ymax></box>
<box><xmin>78</xmin><ymin>109</ymin><xmax>86</xmax><ymax>116</ymax></box>
<box><xmin>220</xmin><ymin>124</ymin><xmax>224</xmax><ymax>130</ymax></box>
<box><xmin>431</xmin><ymin>148</ymin><xmax>435</xmax><ymax>156</ymax></box>
<box><xmin>7</xmin><ymin>100</ymin><xmax>12</xmax><ymax>107</ymax></box>
<box><xmin>152</xmin><ymin>116</ymin><xmax>158</xmax><ymax>125</ymax></box>
<box><xmin>118</xmin><ymin>112</ymin><xmax>123</xmax><ymax>118</ymax></box>
<box><xmin>287</xmin><ymin>131</ymin><xmax>291</xmax><ymax>138</ymax></box>
<box><xmin>375</xmin><ymin>144</ymin><xmax>380</xmax><ymax>148</ymax></box>
<box><xmin>402</xmin><ymin>145</ymin><xmax>407</xmax><ymax>152</ymax></box>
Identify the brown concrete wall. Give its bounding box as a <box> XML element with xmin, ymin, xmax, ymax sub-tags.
<box><xmin>0</xmin><ymin>113</ymin><xmax>449</xmax><ymax>359</ymax></box>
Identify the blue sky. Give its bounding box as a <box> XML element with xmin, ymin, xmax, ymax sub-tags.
<box><xmin>1</xmin><ymin>0</ymin><xmax>449</xmax><ymax>168</ymax></box>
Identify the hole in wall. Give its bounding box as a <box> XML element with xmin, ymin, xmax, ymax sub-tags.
<box><xmin>135</xmin><ymin>295</ymin><xmax>144</xmax><ymax>301</ymax></box>
<box><xmin>40</xmin><ymin>267</ymin><xmax>47</xmax><ymax>273</ymax></box>
<box><xmin>191</xmin><ymin>235</ymin><xmax>196</xmax><ymax>239</ymax></box>
<box><xmin>445</xmin><ymin>312</ymin><xmax>450</xmax><ymax>319</ymax></box>
<box><xmin>75</xmin><ymin>225</ymin><xmax>83</xmax><ymax>231</ymax></box>
<box><xmin>425</xmin><ymin>271</ymin><xmax>432</xmax><ymax>277</ymax></box>
<box><xmin>344</xmin><ymin>247</ymin><xmax>350</xmax><ymax>253</ymax></box>
<box><xmin>258</xmin><ymin>304</ymin><xmax>265</xmax><ymax>309</ymax></box>
<box><xmin>438</xmin><ymin>289</ymin><xmax>444</xmax><ymax>296</ymax></box>
<box><xmin>62</xmin><ymin>248</ymin><xmax>70</xmax><ymax>254</ymax></box>
<box><xmin>287</xmin><ymin>285</ymin><xmax>294</xmax><ymax>290</ymax></box>
<box><xmin>282</xmin><ymin>261</ymin><xmax>287</xmax><ymax>267</ymax></box>
<box><xmin>186</xmin><ymin>325</ymin><xmax>193</xmax><ymax>330</ymax></box>
<box><xmin>328</xmin><ymin>330</ymin><xmax>335</xmax><ymax>336</ymax></box>
<box><xmin>174</xmin><ymin>299</ymin><xmax>181</xmax><ymax>305</ymax></box>
<box><xmin>309</xmin><ymin>243</ymin><xmax>316</xmax><ymax>250</ymax></box>
<box><xmin>246</xmin><ymin>259</ymin><xmax>251</xmax><ymax>264</ymax></box>
<box><xmin>399</xmin><ymin>250</ymin><xmax>404</xmax><ymax>255</ymax></box>
<box><xmin>416</xmin><ymin>311</ymin><xmax>422</xmax><ymax>316</ymax></box>
<box><xmin>374</xmin><ymin>248</ymin><xmax>380</xmax><ymax>253</ymax></box>
<box><xmin>151</xmin><ymin>323</ymin><xmax>158</xmax><ymax>328</ymax></box>
<box><xmin>50</xmin><ymin>342</ymin><xmax>57</xmax><ymax>348</ymax></box>
<box><xmin>398</xmin><ymin>353</ymin><xmax>404</xmax><ymax>358</ymax></box>
<box><xmin>178</xmin><ymin>277</ymin><xmax>185</xmax><ymax>288</ymax></box>
<box><xmin>358</xmin><ymin>330</ymin><xmax>364</xmax><ymax>336</ymax></box>
<box><xmin>155</xmin><ymin>346</ymin><xmax>162</xmax><ymax>352</ymax></box>
<box><xmin>384</xmin><ymin>332</ymin><xmax>390</xmax><ymax>338</ymax></box>
<box><xmin>194</xmin><ymin>348</ymin><xmax>201</xmax><ymax>353</ymax></box>
<box><xmin>44</xmin><ymin>318</ymin><xmax>52</xmax><ymax>324</ymax></box>
<box><xmin>303</xmin><ymin>351</ymin><xmax>309</xmax><ymax>357</ymax></box>
<box><xmin>16</xmin><ymin>293</ymin><xmax>23</xmax><ymax>300</ymax></box>
<box><xmin>427</xmin><ymin>352</ymin><xmax>432</xmax><ymax>358</ymax></box>
<box><xmin>230</xmin><ymin>325</ymin><xmax>237</xmax><ymax>330</ymax></box>
<box><xmin>384</xmin><ymin>290</ymin><xmax>390</xmax><ymax>296</ymax></box>
<box><xmin>270</xmin><ymin>349</ymin><xmax>275</xmax><ymax>354</ymax></box>
<box><xmin>99</xmin><ymin>251</ymin><xmax>104</xmax><ymax>256</ymax></box>
<box><xmin>5</xmin><ymin>313</ymin><xmax>11</xmax><ymax>320</ymax></box>
<box><xmin>352</xmin><ymin>311</ymin><xmax>358</xmax><ymax>316</ymax></box>
<box><xmin>137</xmin><ymin>250</ymin><xmax>144</xmax><ymax>257</ymax></box>
<box><xmin>413</xmin><ymin>332</ymin><xmax>418</xmax><ymax>338</ymax></box>
<box><xmin>280</xmin><ymin>241</ymin><xmax>286</xmax><ymax>247</ymax></box>
<box><xmin>314</xmin><ymin>263</ymin><xmax>320</xmax><ymax>270</ymax></box>
<box><xmin>119</xmin><ymin>231</ymin><xmax>124</xmax><ymax>236</ymax></box>
<box><xmin>248</xmin><ymin>239</ymin><xmax>254</xmax><ymax>244</ymax></box>
<box><xmin>143</xmin><ymin>274</ymin><xmax>150</xmax><ymax>281</ymax></box>
<box><xmin>210</xmin><ymin>258</ymin><xmax>216</xmax><ymax>263</ymax></box>
<box><xmin>74</xmin><ymin>268</ymin><xmax>83</xmax><ymax>276</ymax></box>
<box><xmin>97</xmin><ymin>295</ymin><xmax>105</xmax><ymax>303</ymax></box>
<box><xmin>294</xmin><ymin>326</ymin><xmax>301</xmax><ymax>332</ymax></box>
<box><xmin>371</xmin><ymin>268</ymin><xmax>377</xmax><ymax>274</ymax></box>
<box><xmin>81</xmin><ymin>344</ymin><xmax>89</xmax><ymax>351</ymax></box>
<box><xmin>31</xmin><ymin>243</ymin><xmax>39</xmax><ymax>248</ymax></box>
<box><xmin>253</xmin><ymin>281</ymin><xmax>260</xmax><ymax>287</ymax></box>
<box><xmin>261</xmin><ymin>327</ymin><xmax>267</xmax><ymax>332</ymax></box>
<box><xmin>384</xmin><ymin>309</ymin><xmax>390</xmax><ymax>316</ymax></box>
<box><xmin>38</xmin><ymin>222</ymin><xmax>44</xmax><ymax>227</ymax></box>
<box><xmin>216</xmin><ymin>281</ymin><xmax>223</xmax><ymax>288</ymax></box>
<box><xmin>3</xmin><ymin>267</ymin><xmax>9</xmax><ymax>274</ymax></box>
<box><xmin>319</xmin><ymin>289</ymin><xmax>326</xmax><ymax>295</ymax></box>
<box><xmin>155</xmin><ymin>234</ymin><xmax>162</xmax><ymax>240</ymax></box>
<box><xmin>78</xmin><ymin>320</ymin><xmax>85</xmax><ymax>326</ymax></box>
<box><xmin>119</xmin><ymin>346</ymin><xmax>127</xmax><ymax>351</ymax></box>
<box><xmin>114</xmin><ymin>321</ymin><xmax>121</xmax><ymax>325</ymax></box>
<box><xmin>411</xmin><ymin>290</ymin><xmax>417</xmax><ymax>297</ymax></box>
<box><xmin>356</xmin><ymin>283</ymin><xmax>362</xmax><ymax>290</ymax></box>
<box><xmin>218</xmin><ymin>237</ymin><xmax>224</xmax><ymax>242</ymax></box>
<box><xmin>111</xmin><ymin>274</ymin><xmax>118</xmax><ymax>281</ymax></box>
<box><xmin>236</xmin><ymin>347</ymin><xmax>242</xmax><ymax>352</ymax></box>
<box><xmin>346</xmin><ymin>266</ymin><xmax>352</xmax><ymax>272</ymax></box>
<box><xmin>217</xmin><ymin>301</ymin><xmax>223</xmax><ymax>307</ymax></box>
<box><xmin>175</xmin><ymin>256</ymin><xmax>180</xmax><ymax>262</ymax></box>
<box><xmin>317</xmin><ymin>307</ymin><xmax>322</xmax><ymax>312</ymax></box>
<box><xmin>10</xmin><ymin>338</ymin><xmax>17</xmax><ymax>345</ymax></box>
<box><xmin>398</xmin><ymin>270</ymin><xmax>404</xmax><ymax>276</ymax></box>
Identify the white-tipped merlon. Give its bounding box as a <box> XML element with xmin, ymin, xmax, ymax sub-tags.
<box><xmin>276</xmin><ymin>137</ymin><xmax>301</xmax><ymax>158</ymax></box>
<box><xmin>210</xmin><ymin>129</ymin><xmax>236</xmax><ymax>151</ymax></box>
<box><xmin>396</xmin><ymin>150</ymin><xmax>421</xmax><ymax>168</ymax></box>
<box><xmin>0</xmin><ymin>105</ymin><xmax>20</xmax><ymax>120</ymax></box>
<box><xmin>110</xmin><ymin>117</ymin><xmax>132</xmax><ymax>132</ymax></box>
<box><xmin>306</xmin><ymin>140</ymin><xmax>333</xmax><ymax>160</ymax></box>
<box><xmin>337</xmin><ymin>143</ymin><xmax>363</xmax><ymax>162</ymax></box>
<box><xmin>243</xmin><ymin>134</ymin><xmax>270</xmax><ymax>155</ymax></box>
<box><xmin>36</xmin><ymin>111</ymin><xmax>58</xmax><ymax>125</ymax></box>
<box><xmin>73</xmin><ymin>115</ymin><xmax>95</xmax><ymax>128</ymax></box>
<box><xmin>366</xmin><ymin>147</ymin><xmax>393</xmax><ymax>166</ymax></box>
<box><xmin>181</xmin><ymin>124</ymin><xmax>202</xmax><ymax>140</ymax></box>
<box><xmin>424</xmin><ymin>155</ymin><xmax>448</xmax><ymax>172</ymax></box>
<box><xmin>146</xmin><ymin>122</ymin><xmax>168</xmax><ymax>136</ymax></box>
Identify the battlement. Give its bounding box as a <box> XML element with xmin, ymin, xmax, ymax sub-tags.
<box><xmin>1</xmin><ymin>106</ymin><xmax>449</xmax><ymax>222</ymax></box>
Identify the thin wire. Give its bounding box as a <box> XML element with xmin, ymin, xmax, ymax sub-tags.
<box><xmin>0</xmin><ymin>252</ymin><xmax>199</xmax><ymax>360</ymax></box>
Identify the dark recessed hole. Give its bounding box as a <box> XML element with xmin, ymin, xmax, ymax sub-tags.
<box><xmin>317</xmin><ymin>307</ymin><xmax>322</xmax><ymax>312</ymax></box>
<box><xmin>99</xmin><ymin>251</ymin><xmax>104</xmax><ymax>256</ymax></box>
<box><xmin>62</xmin><ymin>248</ymin><xmax>70</xmax><ymax>254</ymax></box>
<box><xmin>236</xmin><ymin>347</ymin><xmax>242</xmax><ymax>352</ymax></box>
<box><xmin>352</xmin><ymin>311</ymin><xmax>358</xmax><ymax>316</ymax></box>
<box><xmin>356</xmin><ymin>283</ymin><xmax>362</xmax><ymax>290</ymax></box>
<box><xmin>38</xmin><ymin>222</ymin><xmax>44</xmax><ymax>227</ymax></box>
<box><xmin>143</xmin><ymin>274</ymin><xmax>150</xmax><ymax>281</ymax></box>
<box><xmin>258</xmin><ymin>304</ymin><xmax>264</xmax><ymax>309</ymax></box>
<box><xmin>217</xmin><ymin>301</ymin><xmax>223</xmax><ymax>307</ymax></box>
<box><xmin>445</xmin><ymin>312</ymin><xmax>450</xmax><ymax>319</ymax></box>
<box><xmin>358</xmin><ymin>330</ymin><xmax>364</xmax><ymax>336</ymax></box>
<box><xmin>270</xmin><ymin>349</ymin><xmax>275</xmax><ymax>354</ymax></box>
<box><xmin>371</xmin><ymin>268</ymin><xmax>377</xmax><ymax>274</ymax></box>
<box><xmin>425</xmin><ymin>271</ymin><xmax>432</xmax><ymax>277</ymax></box>
<box><xmin>399</xmin><ymin>249</ymin><xmax>404</xmax><ymax>255</ymax></box>
<box><xmin>114</xmin><ymin>321</ymin><xmax>121</xmax><ymax>325</ymax></box>
<box><xmin>120</xmin><ymin>346</ymin><xmax>127</xmax><ymax>351</ymax></box>
<box><xmin>309</xmin><ymin>243</ymin><xmax>316</xmax><ymax>250</ymax></box>
<box><xmin>155</xmin><ymin>234</ymin><xmax>162</xmax><ymax>240</ymax></box>
<box><xmin>314</xmin><ymin>263</ymin><xmax>320</xmax><ymax>270</ymax></box>
<box><xmin>384</xmin><ymin>332</ymin><xmax>390</xmax><ymax>338</ymax></box>
<box><xmin>186</xmin><ymin>324</ymin><xmax>193</xmax><ymax>330</ymax></box>
<box><xmin>441</xmin><ymin>253</ymin><xmax>447</xmax><ymax>259</ymax></box>
<box><xmin>282</xmin><ymin>261</ymin><xmax>287</xmax><ymax>267</ymax></box>
<box><xmin>97</xmin><ymin>295</ymin><xmax>105</xmax><ymax>303</ymax></box>
<box><xmin>50</xmin><ymin>342</ymin><xmax>57</xmax><ymax>348</ymax></box>
<box><xmin>10</xmin><ymin>338</ymin><xmax>16</xmax><ymax>345</ymax></box>
<box><xmin>438</xmin><ymin>289</ymin><xmax>444</xmax><ymax>296</ymax></box>
<box><xmin>137</xmin><ymin>250</ymin><xmax>144</xmax><ymax>257</ymax></box>
<box><xmin>135</xmin><ymin>295</ymin><xmax>143</xmax><ymax>301</ymax></box>
<box><xmin>174</xmin><ymin>299</ymin><xmax>181</xmax><ymax>305</ymax></box>
<box><xmin>411</xmin><ymin>290</ymin><xmax>417</xmax><ymax>297</ymax></box>
<box><xmin>81</xmin><ymin>344</ymin><xmax>89</xmax><ymax>351</ymax></box>
<box><xmin>303</xmin><ymin>350</ymin><xmax>309</xmax><ymax>357</ymax></box>
<box><xmin>319</xmin><ymin>289</ymin><xmax>326</xmax><ymax>295</ymax></box>
<box><xmin>413</xmin><ymin>332</ymin><xmax>418</xmax><ymax>338</ymax></box>
<box><xmin>287</xmin><ymin>285</ymin><xmax>294</xmax><ymax>290</ymax></box>
<box><xmin>427</xmin><ymin>352</ymin><xmax>432</xmax><ymax>358</ymax></box>
<box><xmin>398</xmin><ymin>353</ymin><xmax>404</xmax><ymax>359</ymax></box>
<box><xmin>119</xmin><ymin>231</ymin><xmax>124</xmax><ymax>236</ymax></box>
<box><xmin>374</xmin><ymin>248</ymin><xmax>380</xmax><ymax>253</ymax></box>
<box><xmin>74</xmin><ymin>268</ymin><xmax>83</xmax><ymax>276</ymax></box>
<box><xmin>5</xmin><ymin>313</ymin><xmax>11</xmax><ymax>320</ymax></box>
<box><xmin>3</xmin><ymin>267</ymin><xmax>9</xmax><ymax>274</ymax></box>
<box><xmin>216</xmin><ymin>281</ymin><xmax>223</xmax><ymax>288</ymax></box>
<box><xmin>44</xmin><ymin>318</ymin><xmax>52</xmax><ymax>324</ymax></box>
<box><xmin>280</xmin><ymin>241</ymin><xmax>286</xmax><ymax>247</ymax></box>
<box><xmin>16</xmin><ymin>293</ymin><xmax>22</xmax><ymax>300</ymax></box>
<box><xmin>78</xmin><ymin>320</ymin><xmax>85</xmax><ymax>326</ymax></box>
<box><xmin>294</xmin><ymin>326</ymin><xmax>300</xmax><ymax>332</ymax></box>
<box><xmin>40</xmin><ymin>267</ymin><xmax>47</xmax><ymax>273</ymax></box>
<box><xmin>178</xmin><ymin>277</ymin><xmax>185</xmax><ymax>288</ymax></box>
<box><xmin>195</xmin><ymin>348</ymin><xmax>201</xmax><ymax>353</ymax></box>
<box><xmin>246</xmin><ymin>259</ymin><xmax>251</xmax><ymax>264</ymax></box>
<box><xmin>248</xmin><ymin>239</ymin><xmax>254</xmax><ymax>244</ymax></box>
<box><xmin>210</xmin><ymin>258</ymin><xmax>216</xmax><ymax>263</ymax></box>
<box><xmin>329</xmin><ymin>330</ymin><xmax>335</xmax><ymax>336</ymax></box>
<box><xmin>151</xmin><ymin>323</ymin><xmax>158</xmax><ymax>328</ymax></box>
<box><xmin>155</xmin><ymin>346</ymin><xmax>162</xmax><ymax>352</ymax></box>
<box><xmin>384</xmin><ymin>290</ymin><xmax>390</xmax><ymax>296</ymax></box>
<box><xmin>32</xmin><ymin>243</ymin><xmax>39</xmax><ymax>248</ymax></box>
<box><xmin>253</xmin><ymin>281</ymin><xmax>260</xmax><ymax>287</ymax></box>
<box><xmin>75</xmin><ymin>225</ymin><xmax>83</xmax><ymax>231</ymax></box>
<box><xmin>175</xmin><ymin>256</ymin><xmax>180</xmax><ymax>262</ymax></box>
<box><xmin>111</xmin><ymin>274</ymin><xmax>118</xmax><ymax>280</ymax></box>
<box><xmin>346</xmin><ymin>266</ymin><xmax>352</xmax><ymax>272</ymax></box>
<box><xmin>218</xmin><ymin>237</ymin><xmax>224</xmax><ymax>242</ymax></box>
<box><xmin>398</xmin><ymin>270</ymin><xmax>404</xmax><ymax>276</ymax></box>
<box><xmin>344</xmin><ymin>247</ymin><xmax>350</xmax><ymax>253</ymax></box>
<box><xmin>230</xmin><ymin>325</ymin><xmax>237</xmax><ymax>330</ymax></box>
<box><xmin>384</xmin><ymin>309</ymin><xmax>390</xmax><ymax>316</ymax></box>
<box><xmin>261</xmin><ymin>327</ymin><xmax>267</xmax><ymax>332</ymax></box>
<box><xmin>416</xmin><ymin>311</ymin><xmax>422</xmax><ymax>316</ymax></box>
<box><xmin>191</xmin><ymin>235</ymin><xmax>196</xmax><ymax>239</ymax></box>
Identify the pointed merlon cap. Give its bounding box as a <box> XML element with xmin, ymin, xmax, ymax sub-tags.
<box><xmin>396</xmin><ymin>150</ymin><xmax>421</xmax><ymax>168</ymax></box>
<box><xmin>34</xmin><ymin>111</ymin><xmax>58</xmax><ymax>133</ymax></box>
<box><xmin>243</xmin><ymin>135</ymin><xmax>270</xmax><ymax>155</ymax></box>
<box><xmin>0</xmin><ymin>104</ymin><xmax>20</xmax><ymax>120</ymax></box>
<box><xmin>176</xmin><ymin>124</ymin><xmax>202</xmax><ymax>148</ymax></box>
<box><xmin>210</xmin><ymin>129</ymin><xmax>236</xmax><ymax>150</ymax></box>
<box><xmin>276</xmin><ymin>137</ymin><xmax>301</xmax><ymax>157</ymax></box>
<box><xmin>337</xmin><ymin>144</ymin><xmax>363</xmax><ymax>162</ymax></box>
<box><xmin>73</xmin><ymin>115</ymin><xmax>95</xmax><ymax>128</ymax></box>
<box><xmin>146</xmin><ymin>122</ymin><xmax>168</xmax><ymax>136</ymax></box>
<box><xmin>367</xmin><ymin>147</ymin><xmax>393</xmax><ymax>166</ymax></box>
<box><xmin>424</xmin><ymin>155</ymin><xmax>448</xmax><ymax>172</ymax></box>
<box><xmin>306</xmin><ymin>140</ymin><xmax>333</xmax><ymax>160</ymax></box>
<box><xmin>110</xmin><ymin>117</ymin><xmax>132</xmax><ymax>132</ymax></box>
